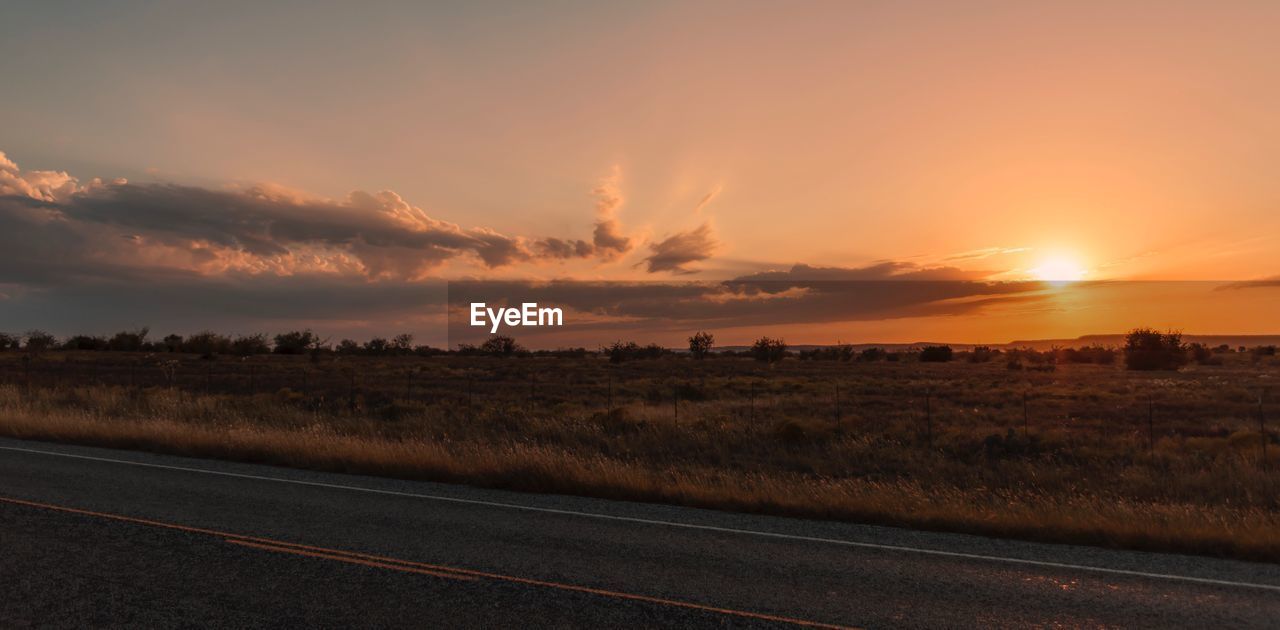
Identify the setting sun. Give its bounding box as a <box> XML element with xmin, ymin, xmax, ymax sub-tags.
<box><xmin>1030</xmin><ymin>255</ymin><xmax>1088</xmax><ymax>282</ymax></box>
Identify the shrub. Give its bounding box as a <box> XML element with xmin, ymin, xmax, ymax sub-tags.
<box><xmin>751</xmin><ymin>337</ymin><xmax>788</xmax><ymax>363</ymax></box>
<box><xmin>23</xmin><ymin>330</ymin><xmax>57</xmax><ymax>353</ymax></box>
<box><xmin>0</xmin><ymin>333</ymin><xmax>19</xmax><ymax>351</ymax></box>
<box><xmin>184</xmin><ymin>331</ymin><xmax>233</xmax><ymax>356</ymax></box>
<box><xmin>605</xmin><ymin>340</ymin><xmax>641</xmax><ymax>363</ymax></box>
<box><xmin>273</xmin><ymin>330</ymin><xmax>319</xmax><ymax>355</ymax></box>
<box><xmin>856</xmin><ymin>347</ymin><xmax>886</xmax><ymax>362</ymax></box>
<box><xmin>107</xmin><ymin>328</ymin><xmax>150</xmax><ymax>352</ymax></box>
<box><xmin>968</xmin><ymin>346</ymin><xmax>996</xmax><ymax>363</ymax></box>
<box><xmin>687</xmin><ymin>331</ymin><xmax>714</xmax><ymax>359</ymax></box>
<box><xmin>480</xmin><ymin>335</ymin><xmax>524</xmax><ymax>357</ymax></box>
<box><xmin>1058</xmin><ymin>345</ymin><xmax>1117</xmax><ymax>365</ymax></box>
<box><xmin>801</xmin><ymin>344</ymin><xmax>855</xmax><ymax>361</ymax></box>
<box><xmin>1188</xmin><ymin>343</ymin><xmax>1221</xmax><ymax>366</ymax></box>
<box><xmin>232</xmin><ymin>334</ymin><xmax>271</xmax><ymax>356</ymax></box>
<box><xmin>63</xmin><ymin>334</ymin><xmax>108</xmax><ymax>351</ymax></box>
<box><xmin>1124</xmin><ymin>328</ymin><xmax>1186</xmax><ymax>371</ymax></box>
<box><xmin>161</xmin><ymin>334</ymin><xmax>184</xmax><ymax>352</ymax></box>
<box><xmin>391</xmin><ymin>333</ymin><xmax>415</xmax><ymax>355</ymax></box>
<box><xmin>919</xmin><ymin>345</ymin><xmax>954</xmax><ymax>363</ymax></box>
<box><xmin>336</xmin><ymin>339</ymin><xmax>361</xmax><ymax>355</ymax></box>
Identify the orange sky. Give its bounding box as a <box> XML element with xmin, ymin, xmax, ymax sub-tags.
<box><xmin>2</xmin><ymin>2</ymin><xmax>1278</xmax><ymax>343</ymax></box>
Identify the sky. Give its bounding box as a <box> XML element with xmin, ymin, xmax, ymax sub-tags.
<box><xmin>2</xmin><ymin>1</ymin><xmax>1278</xmax><ymax>345</ymax></box>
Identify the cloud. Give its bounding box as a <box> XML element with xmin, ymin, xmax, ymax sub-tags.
<box><xmin>643</xmin><ymin>222</ymin><xmax>718</xmax><ymax>274</ymax></box>
<box><xmin>589</xmin><ymin>165</ymin><xmax>633</xmax><ymax>260</ymax></box>
<box><xmin>733</xmin><ymin>262</ymin><xmax>991</xmax><ymax>284</ymax></box>
<box><xmin>943</xmin><ymin>246</ymin><xmax>1029</xmax><ymax>262</ymax></box>
<box><xmin>0</xmin><ymin>152</ymin><xmax>653</xmax><ymax>283</ymax></box>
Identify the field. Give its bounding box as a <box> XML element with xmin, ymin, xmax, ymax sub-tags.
<box><xmin>1</xmin><ymin>349</ymin><xmax>1278</xmax><ymax>561</ymax></box>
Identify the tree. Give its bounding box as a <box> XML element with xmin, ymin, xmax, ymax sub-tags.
<box><xmin>63</xmin><ymin>335</ymin><xmax>108</xmax><ymax>351</ymax></box>
<box><xmin>232</xmin><ymin>333</ymin><xmax>271</xmax><ymax>356</ymax></box>
<box><xmin>23</xmin><ymin>330</ymin><xmax>56</xmax><ymax>353</ymax></box>
<box><xmin>391</xmin><ymin>333</ymin><xmax>415</xmax><ymax>354</ymax></box>
<box><xmin>480</xmin><ymin>335</ymin><xmax>523</xmax><ymax>357</ymax></box>
<box><xmin>919</xmin><ymin>345</ymin><xmax>954</xmax><ymax>363</ymax></box>
<box><xmin>687</xmin><ymin>331</ymin><xmax>714</xmax><ymax>359</ymax></box>
<box><xmin>751</xmin><ymin>337</ymin><xmax>787</xmax><ymax>363</ymax></box>
<box><xmin>162</xmin><ymin>334</ymin><xmax>184</xmax><ymax>352</ymax></box>
<box><xmin>0</xmin><ymin>333</ymin><xmax>19</xmax><ymax>351</ymax></box>
<box><xmin>107</xmin><ymin>327</ymin><xmax>149</xmax><ymax>352</ymax></box>
<box><xmin>184</xmin><ymin>331</ymin><xmax>232</xmax><ymax>356</ymax></box>
<box><xmin>336</xmin><ymin>339</ymin><xmax>361</xmax><ymax>355</ymax></box>
<box><xmin>273</xmin><ymin>330</ymin><xmax>319</xmax><ymax>355</ymax></box>
<box><xmin>363</xmin><ymin>337</ymin><xmax>390</xmax><ymax>355</ymax></box>
<box><xmin>1123</xmin><ymin>328</ymin><xmax>1186</xmax><ymax>371</ymax></box>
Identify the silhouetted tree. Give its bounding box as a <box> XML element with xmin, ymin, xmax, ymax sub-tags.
<box><xmin>23</xmin><ymin>330</ymin><xmax>56</xmax><ymax>353</ymax></box>
<box><xmin>480</xmin><ymin>335</ymin><xmax>523</xmax><ymax>357</ymax></box>
<box><xmin>107</xmin><ymin>327</ymin><xmax>149</xmax><ymax>352</ymax></box>
<box><xmin>919</xmin><ymin>345</ymin><xmax>954</xmax><ymax>362</ymax></box>
<box><xmin>231</xmin><ymin>334</ymin><xmax>271</xmax><ymax>356</ymax></box>
<box><xmin>162</xmin><ymin>334</ymin><xmax>184</xmax><ymax>352</ymax></box>
<box><xmin>687</xmin><ymin>331</ymin><xmax>714</xmax><ymax>359</ymax></box>
<box><xmin>391</xmin><ymin>333</ymin><xmax>415</xmax><ymax>354</ymax></box>
<box><xmin>751</xmin><ymin>337</ymin><xmax>787</xmax><ymax>363</ymax></box>
<box><xmin>1124</xmin><ymin>328</ymin><xmax>1186</xmax><ymax>371</ymax></box>
<box><xmin>62</xmin><ymin>334</ymin><xmax>108</xmax><ymax>351</ymax></box>
<box><xmin>273</xmin><ymin>330</ymin><xmax>319</xmax><ymax>355</ymax></box>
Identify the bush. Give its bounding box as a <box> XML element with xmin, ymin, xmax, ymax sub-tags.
<box><xmin>687</xmin><ymin>331</ymin><xmax>714</xmax><ymax>359</ymax></box>
<box><xmin>23</xmin><ymin>330</ymin><xmax>57</xmax><ymax>353</ymax></box>
<box><xmin>63</xmin><ymin>334</ymin><xmax>108</xmax><ymax>351</ymax></box>
<box><xmin>1188</xmin><ymin>343</ymin><xmax>1221</xmax><ymax>366</ymax></box>
<box><xmin>0</xmin><ymin>333</ymin><xmax>19</xmax><ymax>351</ymax></box>
<box><xmin>856</xmin><ymin>347</ymin><xmax>886</xmax><ymax>362</ymax></box>
<box><xmin>391</xmin><ymin>333</ymin><xmax>415</xmax><ymax>355</ymax></box>
<box><xmin>919</xmin><ymin>345</ymin><xmax>953</xmax><ymax>363</ymax></box>
<box><xmin>1057</xmin><ymin>345</ymin><xmax>1117</xmax><ymax>365</ymax></box>
<box><xmin>480</xmin><ymin>335</ymin><xmax>524</xmax><ymax>357</ymax></box>
<box><xmin>273</xmin><ymin>330</ymin><xmax>319</xmax><ymax>355</ymax></box>
<box><xmin>751</xmin><ymin>337</ymin><xmax>788</xmax><ymax>363</ymax></box>
<box><xmin>968</xmin><ymin>346</ymin><xmax>996</xmax><ymax>363</ymax></box>
<box><xmin>107</xmin><ymin>328</ymin><xmax>149</xmax><ymax>352</ymax></box>
<box><xmin>1124</xmin><ymin>328</ymin><xmax>1186</xmax><ymax>371</ymax></box>
<box><xmin>184</xmin><ymin>331</ymin><xmax>233</xmax><ymax>356</ymax></box>
<box><xmin>232</xmin><ymin>334</ymin><xmax>271</xmax><ymax>356</ymax></box>
<box><xmin>801</xmin><ymin>344</ymin><xmax>855</xmax><ymax>361</ymax></box>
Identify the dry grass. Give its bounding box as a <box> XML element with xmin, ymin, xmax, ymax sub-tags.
<box><xmin>1</xmin><ymin>352</ymin><xmax>1278</xmax><ymax>562</ymax></box>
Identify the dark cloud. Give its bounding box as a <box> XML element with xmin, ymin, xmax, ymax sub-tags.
<box><xmin>642</xmin><ymin>222</ymin><xmax>717</xmax><ymax>274</ymax></box>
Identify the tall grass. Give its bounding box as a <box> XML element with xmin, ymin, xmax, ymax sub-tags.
<box><xmin>1</xmin><ymin>370</ymin><xmax>1277</xmax><ymax>562</ymax></box>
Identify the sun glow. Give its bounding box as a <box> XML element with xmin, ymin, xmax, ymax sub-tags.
<box><xmin>1030</xmin><ymin>255</ymin><xmax>1087</xmax><ymax>282</ymax></box>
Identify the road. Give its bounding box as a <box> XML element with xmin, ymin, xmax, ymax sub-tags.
<box><xmin>1</xmin><ymin>437</ymin><xmax>1278</xmax><ymax>628</ymax></box>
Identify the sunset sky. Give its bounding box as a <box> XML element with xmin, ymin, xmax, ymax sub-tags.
<box><xmin>3</xmin><ymin>1</ymin><xmax>1278</xmax><ymax>345</ymax></box>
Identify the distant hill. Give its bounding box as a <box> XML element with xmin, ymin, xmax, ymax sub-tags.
<box><xmin>715</xmin><ymin>334</ymin><xmax>1280</xmax><ymax>353</ymax></box>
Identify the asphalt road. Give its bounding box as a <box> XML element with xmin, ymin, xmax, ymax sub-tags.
<box><xmin>1</xmin><ymin>437</ymin><xmax>1278</xmax><ymax>629</ymax></box>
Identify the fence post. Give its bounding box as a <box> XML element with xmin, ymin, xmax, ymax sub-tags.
<box><xmin>467</xmin><ymin>377</ymin><xmax>473</xmax><ymax>419</ymax></box>
<box><xmin>673</xmin><ymin>384</ymin><xmax>679</xmax><ymax>420</ymax></box>
<box><xmin>607</xmin><ymin>372</ymin><xmax>613</xmax><ymax>415</ymax></box>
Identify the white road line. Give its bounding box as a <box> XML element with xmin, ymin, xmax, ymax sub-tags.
<box><xmin>3</xmin><ymin>443</ymin><xmax>1279</xmax><ymax>593</ymax></box>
